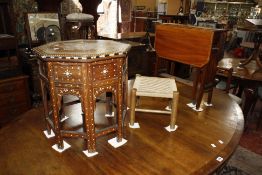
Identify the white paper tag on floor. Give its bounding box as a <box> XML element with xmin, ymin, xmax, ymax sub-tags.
<box><xmin>165</xmin><ymin>125</ymin><xmax>178</xmax><ymax>132</ymax></box>
<box><xmin>216</xmin><ymin>156</ymin><xmax>223</xmax><ymax>162</ymax></box>
<box><xmin>129</xmin><ymin>122</ymin><xmax>140</xmax><ymax>129</ymax></box>
<box><xmin>105</xmin><ymin>112</ymin><xmax>114</xmax><ymax>117</ymax></box>
<box><xmin>52</xmin><ymin>140</ymin><xmax>71</xmax><ymax>153</ymax></box>
<box><xmin>43</xmin><ymin>129</ymin><xmax>55</xmax><ymax>138</ymax></box>
<box><xmin>192</xmin><ymin>107</ymin><xmax>203</xmax><ymax>112</ymax></box>
<box><xmin>83</xmin><ymin>150</ymin><xmax>98</xmax><ymax>157</ymax></box>
<box><xmin>218</xmin><ymin>140</ymin><xmax>224</xmax><ymax>144</ymax></box>
<box><xmin>165</xmin><ymin>106</ymin><xmax>171</xmax><ymax>111</ymax></box>
<box><xmin>204</xmin><ymin>102</ymin><xmax>213</xmax><ymax>107</ymax></box>
<box><xmin>211</xmin><ymin>144</ymin><xmax>216</xmax><ymax>148</ymax></box>
<box><xmin>108</xmin><ymin>137</ymin><xmax>127</xmax><ymax>148</ymax></box>
<box><xmin>60</xmin><ymin>115</ymin><xmax>69</xmax><ymax>122</ymax></box>
<box><xmin>187</xmin><ymin>102</ymin><xmax>195</xmax><ymax>108</ymax></box>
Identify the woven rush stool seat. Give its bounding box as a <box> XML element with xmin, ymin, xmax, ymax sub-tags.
<box><xmin>129</xmin><ymin>75</ymin><xmax>179</xmax><ymax>132</ymax></box>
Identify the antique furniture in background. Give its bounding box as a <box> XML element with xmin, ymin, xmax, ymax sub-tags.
<box><xmin>238</xmin><ymin>19</ymin><xmax>262</xmax><ymax>69</ymax></box>
<box><xmin>64</xmin><ymin>13</ymin><xmax>96</xmax><ymax>40</ymax></box>
<box><xmin>0</xmin><ymin>0</ymin><xmax>31</xmax><ymax>123</ymax></box>
<box><xmin>0</xmin><ymin>0</ymin><xmax>16</xmax><ymax>35</ymax></box>
<box><xmin>99</xmin><ymin>32</ymin><xmax>156</xmax><ymax>78</ymax></box>
<box><xmin>218</xmin><ymin>58</ymin><xmax>262</xmax><ymax>95</ymax></box>
<box><xmin>0</xmin><ymin>34</ymin><xmax>22</xmax><ymax>78</ymax></box>
<box><xmin>25</xmin><ymin>13</ymin><xmax>61</xmax><ymax>48</ymax></box>
<box><xmin>0</xmin><ymin>75</ymin><xmax>30</xmax><ymax>126</ymax></box>
<box><xmin>158</xmin><ymin>14</ymin><xmax>189</xmax><ymax>24</ymax></box>
<box><xmin>33</xmin><ymin>40</ymin><xmax>130</xmax><ymax>155</ymax></box>
<box><xmin>129</xmin><ymin>75</ymin><xmax>179</xmax><ymax>131</ymax></box>
<box><xmin>155</xmin><ymin>24</ymin><xmax>227</xmax><ymax>111</ymax></box>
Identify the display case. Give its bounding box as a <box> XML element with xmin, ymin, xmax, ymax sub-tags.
<box><xmin>203</xmin><ymin>1</ymin><xmax>255</xmax><ymax>26</ymax></box>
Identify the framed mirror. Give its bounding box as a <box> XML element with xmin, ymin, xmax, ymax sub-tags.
<box><xmin>25</xmin><ymin>12</ymin><xmax>61</xmax><ymax>47</ymax></box>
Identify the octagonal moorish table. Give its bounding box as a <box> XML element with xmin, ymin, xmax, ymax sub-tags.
<box><xmin>33</xmin><ymin>39</ymin><xmax>131</xmax><ymax>155</ymax></box>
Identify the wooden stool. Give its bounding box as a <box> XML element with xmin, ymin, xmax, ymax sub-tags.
<box><xmin>129</xmin><ymin>75</ymin><xmax>179</xmax><ymax>132</ymax></box>
<box><xmin>65</xmin><ymin>13</ymin><xmax>96</xmax><ymax>40</ymax></box>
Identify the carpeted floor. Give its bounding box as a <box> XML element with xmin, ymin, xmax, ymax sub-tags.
<box><xmin>219</xmin><ymin>102</ymin><xmax>262</xmax><ymax>175</ymax></box>
<box><xmin>239</xmin><ymin>107</ymin><xmax>262</xmax><ymax>156</ymax></box>
<box><xmin>226</xmin><ymin>146</ymin><xmax>262</xmax><ymax>175</ymax></box>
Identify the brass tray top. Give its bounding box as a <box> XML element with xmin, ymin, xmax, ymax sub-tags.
<box><xmin>33</xmin><ymin>40</ymin><xmax>131</xmax><ymax>60</ymax></box>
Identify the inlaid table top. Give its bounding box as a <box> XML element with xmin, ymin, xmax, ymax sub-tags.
<box><xmin>33</xmin><ymin>39</ymin><xmax>131</xmax><ymax>60</ymax></box>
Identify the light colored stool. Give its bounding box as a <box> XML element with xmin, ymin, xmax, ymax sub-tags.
<box><xmin>129</xmin><ymin>75</ymin><xmax>179</xmax><ymax>132</ymax></box>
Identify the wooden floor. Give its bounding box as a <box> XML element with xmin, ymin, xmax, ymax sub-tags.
<box><xmin>0</xmin><ymin>83</ymin><xmax>244</xmax><ymax>175</ymax></box>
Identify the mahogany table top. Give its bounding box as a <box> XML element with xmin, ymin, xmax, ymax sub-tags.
<box><xmin>0</xmin><ymin>82</ymin><xmax>244</xmax><ymax>175</ymax></box>
<box><xmin>99</xmin><ymin>32</ymin><xmax>155</xmax><ymax>41</ymax></box>
<box><xmin>218</xmin><ymin>58</ymin><xmax>262</xmax><ymax>81</ymax></box>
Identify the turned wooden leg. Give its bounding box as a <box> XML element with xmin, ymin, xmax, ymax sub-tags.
<box><xmin>170</xmin><ymin>91</ymin><xmax>179</xmax><ymax>129</ymax></box>
<box><xmin>130</xmin><ymin>88</ymin><xmax>137</xmax><ymax>126</ymax></box>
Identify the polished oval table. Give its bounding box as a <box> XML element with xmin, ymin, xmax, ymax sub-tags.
<box><xmin>0</xmin><ymin>82</ymin><xmax>244</xmax><ymax>175</ymax></box>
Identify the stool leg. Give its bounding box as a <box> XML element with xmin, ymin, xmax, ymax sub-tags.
<box><xmin>130</xmin><ymin>88</ymin><xmax>137</xmax><ymax>126</ymax></box>
<box><xmin>170</xmin><ymin>91</ymin><xmax>179</xmax><ymax>129</ymax></box>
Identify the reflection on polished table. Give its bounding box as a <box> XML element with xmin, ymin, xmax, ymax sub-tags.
<box><xmin>0</xmin><ymin>82</ymin><xmax>243</xmax><ymax>174</ymax></box>
<box><xmin>98</xmin><ymin>32</ymin><xmax>155</xmax><ymax>41</ymax></box>
<box><xmin>218</xmin><ymin>58</ymin><xmax>262</xmax><ymax>81</ymax></box>
<box><xmin>33</xmin><ymin>40</ymin><xmax>131</xmax><ymax>155</ymax></box>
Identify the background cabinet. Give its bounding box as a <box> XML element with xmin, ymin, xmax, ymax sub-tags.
<box><xmin>0</xmin><ymin>76</ymin><xmax>31</xmax><ymax>126</ymax></box>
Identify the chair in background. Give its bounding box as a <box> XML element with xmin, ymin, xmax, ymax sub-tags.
<box><xmin>129</xmin><ymin>75</ymin><xmax>179</xmax><ymax>132</ymax></box>
<box><xmin>216</xmin><ymin>66</ymin><xmax>238</xmax><ymax>94</ymax></box>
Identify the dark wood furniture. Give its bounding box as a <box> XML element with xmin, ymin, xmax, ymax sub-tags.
<box><xmin>0</xmin><ymin>34</ymin><xmax>21</xmax><ymax>77</ymax></box>
<box><xmin>99</xmin><ymin>32</ymin><xmax>156</xmax><ymax>78</ymax></box>
<box><xmin>131</xmin><ymin>10</ymin><xmax>158</xmax><ymax>32</ymax></box>
<box><xmin>0</xmin><ymin>75</ymin><xmax>31</xmax><ymax>126</ymax></box>
<box><xmin>0</xmin><ymin>0</ymin><xmax>15</xmax><ymax>35</ymax></box>
<box><xmin>155</xmin><ymin>24</ymin><xmax>227</xmax><ymax>111</ymax></box>
<box><xmin>19</xmin><ymin>49</ymin><xmax>41</xmax><ymax>106</ymax></box>
<box><xmin>218</xmin><ymin>58</ymin><xmax>262</xmax><ymax>82</ymax></box>
<box><xmin>238</xmin><ymin>19</ymin><xmax>262</xmax><ymax>69</ymax></box>
<box><xmin>64</xmin><ymin>19</ymin><xmax>96</xmax><ymax>40</ymax></box>
<box><xmin>33</xmin><ymin>40</ymin><xmax>131</xmax><ymax>154</ymax></box>
<box><xmin>218</xmin><ymin>58</ymin><xmax>262</xmax><ymax>96</ymax></box>
<box><xmin>0</xmin><ymin>82</ymin><xmax>244</xmax><ymax>174</ymax></box>
<box><xmin>158</xmin><ymin>14</ymin><xmax>189</xmax><ymax>24</ymax></box>
<box><xmin>218</xmin><ymin>57</ymin><xmax>262</xmax><ymax>128</ymax></box>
